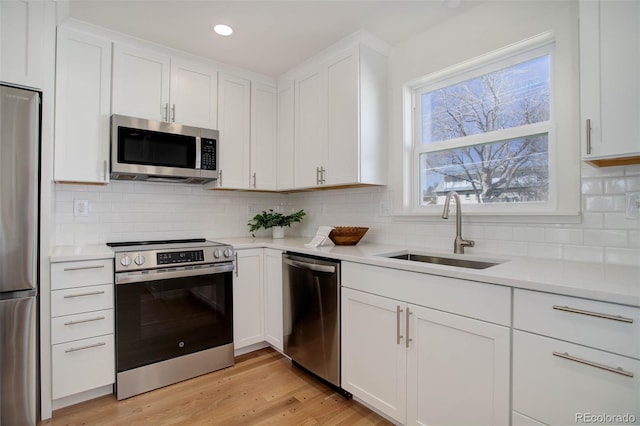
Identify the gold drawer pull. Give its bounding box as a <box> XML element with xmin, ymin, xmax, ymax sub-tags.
<box><xmin>63</xmin><ymin>264</ymin><xmax>105</xmax><ymax>272</ymax></box>
<box><xmin>553</xmin><ymin>352</ymin><xmax>634</xmax><ymax>378</ymax></box>
<box><xmin>63</xmin><ymin>290</ymin><xmax>105</xmax><ymax>298</ymax></box>
<box><xmin>64</xmin><ymin>316</ymin><xmax>106</xmax><ymax>326</ymax></box>
<box><xmin>552</xmin><ymin>305</ymin><xmax>633</xmax><ymax>323</ymax></box>
<box><xmin>65</xmin><ymin>341</ymin><xmax>107</xmax><ymax>353</ymax></box>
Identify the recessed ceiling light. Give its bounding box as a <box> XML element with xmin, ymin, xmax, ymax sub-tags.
<box><xmin>213</xmin><ymin>24</ymin><xmax>233</xmax><ymax>36</ymax></box>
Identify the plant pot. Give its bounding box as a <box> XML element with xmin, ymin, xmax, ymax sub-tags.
<box><xmin>272</xmin><ymin>226</ymin><xmax>285</xmax><ymax>239</ymax></box>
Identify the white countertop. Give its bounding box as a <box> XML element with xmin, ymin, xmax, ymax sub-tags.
<box><xmin>215</xmin><ymin>237</ymin><xmax>640</xmax><ymax>308</ymax></box>
<box><xmin>50</xmin><ymin>238</ymin><xmax>640</xmax><ymax>307</ymax></box>
<box><xmin>51</xmin><ymin>244</ymin><xmax>115</xmax><ymax>262</ymax></box>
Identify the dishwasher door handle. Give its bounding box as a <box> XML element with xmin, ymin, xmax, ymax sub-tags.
<box><xmin>283</xmin><ymin>257</ymin><xmax>336</xmax><ymax>274</ymax></box>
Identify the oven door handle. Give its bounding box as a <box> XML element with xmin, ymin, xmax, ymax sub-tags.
<box><xmin>115</xmin><ymin>263</ymin><xmax>235</xmax><ymax>284</ymax></box>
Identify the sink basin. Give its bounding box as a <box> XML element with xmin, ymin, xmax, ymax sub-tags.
<box><xmin>382</xmin><ymin>252</ymin><xmax>503</xmax><ymax>270</ymax></box>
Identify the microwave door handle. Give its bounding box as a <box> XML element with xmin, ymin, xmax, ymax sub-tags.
<box><xmin>195</xmin><ymin>137</ymin><xmax>202</xmax><ymax>169</ymax></box>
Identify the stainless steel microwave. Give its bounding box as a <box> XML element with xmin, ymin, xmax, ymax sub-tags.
<box><xmin>111</xmin><ymin>114</ymin><xmax>219</xmax><ymax>184</ymax></box>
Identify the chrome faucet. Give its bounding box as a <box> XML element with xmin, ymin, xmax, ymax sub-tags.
<box><xmin>442</xmin><ymin>191</ymin><xmax>475</xmax><ymax>254</ymax></box>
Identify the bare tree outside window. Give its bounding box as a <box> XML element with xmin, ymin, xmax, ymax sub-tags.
<box><xmin>418</xmin><ymin>55</ymin><xmax>551</xmax><ymax>205</ymax></box>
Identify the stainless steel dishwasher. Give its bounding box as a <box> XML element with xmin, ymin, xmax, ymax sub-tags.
<box><xmin>283</xmin><ymin>252</ymin><xmax>350</xmax><ymax>397</ymax></box>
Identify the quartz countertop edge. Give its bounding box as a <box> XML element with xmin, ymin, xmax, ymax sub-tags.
<box><xmin>51</xmin><ymin>244</ymin><xmax>115</xmax><ymax>263</ymax></box>
<box><xmin>50</xmin><ymin>238</ymin><xmax>640</xmax><ymax>307</ymax></box>
<box><xmin>215</xmin><ymin>237</ymin><xmax>640</xmax><ymax>308</ymax></box>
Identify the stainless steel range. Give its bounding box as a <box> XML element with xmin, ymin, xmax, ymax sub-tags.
<box><xmin>107</xmin><ymin>238</ymin><xmax>235</xmax><ymax>400</ymax></box>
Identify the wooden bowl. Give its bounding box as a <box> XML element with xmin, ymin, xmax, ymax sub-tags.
<box><xmin>328</xmin><ymin>227</ymin><xmax>369</xmax><ymax>245</ymax></box>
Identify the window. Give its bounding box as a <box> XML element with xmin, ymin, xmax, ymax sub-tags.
<box><xmin>408</xmin><ymin>37</ymin><xmax>562</xmax><ymax>215</ymax></box>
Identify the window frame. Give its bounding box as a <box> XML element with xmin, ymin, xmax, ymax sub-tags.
<box><xmin>402</xmin><ymin>33</ymin><xmax>573</xmax><ymax>217</ymax></box>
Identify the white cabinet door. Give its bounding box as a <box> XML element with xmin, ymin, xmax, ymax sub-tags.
<box><xmin>580</xmin><ymin>0</ymin><xmax>640</xmax><ymax>165</ymax></box>
<box><xmin>112</xmin><ymin>44</ymin><xmax>170</xmax><ymax>122</ymax></box>
<box><xmin>54</xmin><ymin>27</ymin><xmax>111</xmax><ymax>184</ymax></box>
<box><xmin>0</xmin><ymin>0</ymin><xmax>45</xmax><ymax>88</ymax></box>
<box><xmin>295</xmin><ymin>67</ymin><xmax>326</xmax><ymax>188</ymax></box>
<box><xmin>250</xmin><ymin>83</ymin><xmax>277</xmax><ymax>190</ymax></box>
<box><xmin>263</xmin><ymin>249</ymin><xmax>283</xmax><ymax>351</ymax></box>
<box><xmin>513</xmin><ymin>330</ymin><xmax>640</xmax><ymax>426</ymax></box>
<box><xmin>52</xmin><ymin>334</ymin><xmax>115</xmax><ymax>399</ymax></box>
<box><xmin>170</xmin><ymin>58</ymin><xmax>217</xmax><ymax>129</ymax></box>
<box><xmin>341</xmin><ymin>288</ymin><xmax>407</xmax><ymax>424</ymax></box>
<box><xmin>217</xmin><ymin>73</ymin><xmax>251</xmax><ymax>189</ymax></box>
<box><xmin>233</xmin><ymin>249</ymin><xmax>264</xmax><ymax>349</ymax></box>
<box><xmin>326</xmin><ymin>49</ymin><xmax>359</xmax><ymax>186</ymax></box>
<box><xmin>406</xmin><ymin>305</ymin><xmax>510</xmax><ymax>426</ymax></box>
<box><xmin>277</xmin><ymin>81</ymin><xmax>295</xmax><ymax>190</ymax></box>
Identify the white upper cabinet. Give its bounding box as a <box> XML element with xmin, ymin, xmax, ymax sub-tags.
<box><xmin>54</xmin><ymin>27</ymin><xmax>112</xmax><ymax>184</ymax></box>
<box><xmin>277</xmin><ymin>80</ymin><xmax>295</xmax><ymax>190</ymax></box>
<box><xmin>250</xmin><ymin>83</ymin><xmax>277</xmax><ymax>190</ymax></box>
<box><xmin>0</xmin><ymin>0</ymin><xmax>46</xmax><ymax>88</ymax></box>
<box><xmin>580</xmin><ymin>0</ymin><xmax>640</xmax><ymax>166</ymax></box>
<box><xmin>112</xmin><ymin>44</ymin><xmax>218</xmax><ymax>129</ymax></box>
<box><xmin>112</xmin><ymin>44</ymin><xmax>170</xmax><ymax>122</ymax></box>
<box><xmin>216</xmin><ymin>73</ymin><xmax>251</xmax><ymax>189</ymax></box>
<box><xmin>295</xmin><ymin>67</ymin><xmax>326</xmax><ymax>188</ymax></box>
<box><xmin>170</xmin><ymin>59</ymin><xmax>218</xmax><ymax>129</ymax></box>
<box><xmin>292</xmin><ymin>44</ymin><xmax>387</xmax><ymax>189</ymax></box>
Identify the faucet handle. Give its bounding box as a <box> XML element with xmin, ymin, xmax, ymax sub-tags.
<box><xmin>462</xmin><ymin>239</ymin><xmax>475</xmax><ymax>248</ymax></box>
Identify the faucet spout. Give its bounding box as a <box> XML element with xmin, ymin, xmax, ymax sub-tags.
<box><xmin>442</xmin><ymin>191</ymin><xmax>475</xmax><ymax>254</ymax></box>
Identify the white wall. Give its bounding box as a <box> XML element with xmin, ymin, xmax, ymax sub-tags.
<box><xmin>54</xmin><ymin>182</ymin><xmax>286</xmax><ymax>245</ymax></box>
<box><xmin>53</xmin><ymin>1</ymin><xmax>639</xmax><ymax>267</ymax></box>
<box><xmin>288</xmin><ymin>1</ymin><xmax>639</xmax><ymax>267</ymax></box>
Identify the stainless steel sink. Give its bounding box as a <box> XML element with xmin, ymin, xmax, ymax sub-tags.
<box><xmin>383</xmin><ymin>252</ymin><xmax>502</xmax><ymax>270</ymax></box>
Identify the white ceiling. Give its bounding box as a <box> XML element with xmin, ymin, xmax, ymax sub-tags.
<box><xmin>67</xmin><ymin>0</ymin><xmax>483</xmax><ymax>77</ymax></box>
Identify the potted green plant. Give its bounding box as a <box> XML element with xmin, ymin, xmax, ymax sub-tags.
<box><xmin>247</xmin><ymin>209</ymin><xmax>306</xmax><ymax>238</ymax></box>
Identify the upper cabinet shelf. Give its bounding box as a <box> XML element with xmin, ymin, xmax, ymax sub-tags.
<box><xmin>580</xmin><ymin>0</ymin><xmax>640</xmax><ymax>167</ymax></box>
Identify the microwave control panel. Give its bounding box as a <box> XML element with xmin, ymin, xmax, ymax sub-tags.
<box><xmin>201</xmin><ymin>138</ymin><xmax>216</xmax><ymax>170</ymax></box>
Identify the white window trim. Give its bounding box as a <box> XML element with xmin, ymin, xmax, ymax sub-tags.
<box><xmin>400</xmin><ymin>31</ymin><xmax>580</xmax><ymax>220</ymax></box>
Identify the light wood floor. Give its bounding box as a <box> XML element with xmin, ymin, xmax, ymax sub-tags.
<box><xmin>40</xmin><ymin>347</ymin><xmax>393</xmax><ymax>425</ymax></box>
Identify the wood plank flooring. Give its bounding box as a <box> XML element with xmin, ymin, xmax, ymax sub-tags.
<box><xmin>40</xmin><ymin>347</ymin><xmax>393</xmax><ymax>426</ymax></box>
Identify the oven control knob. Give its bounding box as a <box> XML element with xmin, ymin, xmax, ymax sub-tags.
<box><xmin>134</xmin><ymin>255</ymin><xmax>146</xmax><ymax>266</ymax></box>
<box><xmin>213</xmin><ymin>248</ymin><xmax>223</xmax><ymax>259</ymax></box>
<box><xmin>120</xmin><ymin>255</ymin><xmax>132</xmax><ymax>267</ymax></box>
<box><xmin>224</xmin><ymin>248</ymin><xmax>234</xmax><ymax>258</ymax></box>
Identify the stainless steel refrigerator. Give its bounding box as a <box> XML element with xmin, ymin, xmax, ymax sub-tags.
<box><xmin>0</xmin><ymin>84</ymin><xmax>39</xmax><ymax>426</ymax></box>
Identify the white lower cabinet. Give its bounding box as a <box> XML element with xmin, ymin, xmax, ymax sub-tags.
<box><xmin>342</xmin><ymin>287</ymin><xmax>510</xmax><ymax>426</ymax></box>
<box><xmin>341</xmin><ymin>289</ymin><xmax>407</xmax><ymax>422</ymax></box>
<box><xmin>50</xmin><ymin>259</ymin><xmax>115</xmax><ymax>401</ymax></box>
<box><xmin>263</xmin><ymin>249</ymin><xmax>283</xmax><ymax>351</ymax></box>
<box><xmin>233</xmin><ymin>249</ymin><xmax>264</xmax><ymax>349</ymax></box>
<box><xmin>513</xmin><ymin>331</ymin><xmax>640</xmax><ymax>426</ymax></box>
<box><xmin>513</xmin><ymin>289</ymin><xmax>640</xmax><ymax>425</ymax></box>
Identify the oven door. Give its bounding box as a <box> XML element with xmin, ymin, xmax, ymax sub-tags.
<box><xmin>115</xmin><ymin>263</ymin><xmax>233</xmax><ymax>374</ymax></box>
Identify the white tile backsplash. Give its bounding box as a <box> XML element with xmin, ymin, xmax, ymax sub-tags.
<box><xmin>54</xmin><ymin>165</ymin><xmax>640</xmax><ymax>266</ymax></box>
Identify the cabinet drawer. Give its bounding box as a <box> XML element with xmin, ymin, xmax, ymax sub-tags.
<box><xmin>51</xmin><ymin>309</ymin><xmax>114</xmax><ymax>344</ymax></box>
<box><xmin>52</xmin><ymin>334</ymin><xmax>115</xmax><ymax>400</ymax></box>
<box><xmin>342</xmin><ymin>262</ymin><xmax>511</xmax><ymax>325</ymax></box>
<box><xmin>51</xmin><ymin>284</ymin><xmax>113</xmax><ymax>317</ymax></box>
<box><xmin>513</xmin><ymin>331</ymin><xmax>639</xmax><ymax>426</ymax></box>
<box><xmin>514</xmin><ymin>289</ymin><xmax>640</xmax><ymax>358</ymax></box>
<box><xmin>51</xmin><ymin>259</ymin><xmax>113</xmax><ymax>290</ymax></box>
